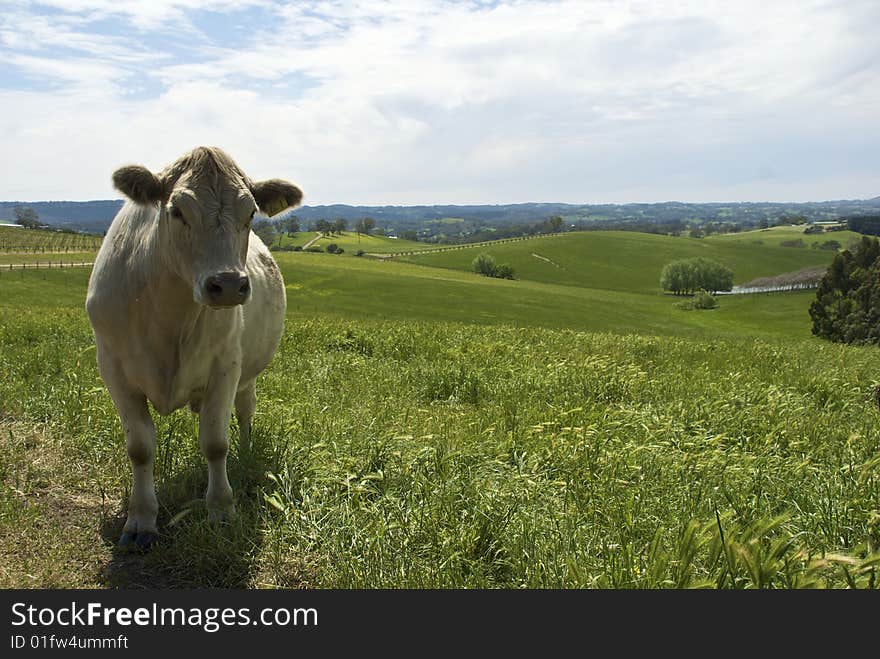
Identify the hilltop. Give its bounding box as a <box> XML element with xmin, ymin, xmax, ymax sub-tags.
<box><xmin>1</xmin><ymin>197</ymin><xmax>878</xmax><ymax>237</ymax></box>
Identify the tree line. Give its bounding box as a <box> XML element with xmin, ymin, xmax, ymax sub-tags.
<box><xmin>844</xmin><ymin>215</ymin><xmax>880</xmax><ymax>236</ymax></box>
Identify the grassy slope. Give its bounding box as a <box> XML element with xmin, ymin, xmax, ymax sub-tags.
<box><xmin>400</xmin><ymin>230</ymin><xmax>843</xmax><ymax>292</ymax></box>
<box><xmin>2</xmin><ymin>258</ymin><xmax>814</xmax><ymax>340</ymax></box>
<box><xmin>274</xmin><ymin>231</ymin><xmax>431</xmax><ymax>253</ymax></box>
<box><xmin>704</xmin><ymin>225</ymin><xmax>859</xmax><ymax>248</ymax></box>
<box><xmin>278</xmin><ymin>252</ymin><xmax>814</xmax><ymax>339</ymax></box>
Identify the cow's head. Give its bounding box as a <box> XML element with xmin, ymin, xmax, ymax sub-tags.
<box><xmin>112</xmin><ymin>146</ymin><xmax>302</xmax><ymax>308</ymax></box>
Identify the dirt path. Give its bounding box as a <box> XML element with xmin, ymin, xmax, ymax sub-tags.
<box><xmin>531</xmin><ymin>252</ymin><xmax>563</xmax><ymax>268</ymax></box>
<box><xmin>302</xmin><ymin>232</ymin><xmax>323</xmax><ymax>249</ymax></box>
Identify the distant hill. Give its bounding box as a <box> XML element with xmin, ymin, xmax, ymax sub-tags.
<box><xmin>1</xmin><ymin>197</ymin><xmax>879</xmax><ymax>236</ymax></box>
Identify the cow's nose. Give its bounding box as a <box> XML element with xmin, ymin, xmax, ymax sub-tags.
<box><xmin>205</xmin><ymin>272</ymin><xmax>250</xmax><ymax>307</ymax></box>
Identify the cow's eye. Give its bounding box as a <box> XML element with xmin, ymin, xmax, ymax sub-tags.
<box><xmin>169</xmin><ymin>206</ymin><xmax>186</xmax><ymax>224</ymax></box>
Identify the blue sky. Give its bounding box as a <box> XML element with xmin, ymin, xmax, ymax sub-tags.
<box><xmin>1</xmin><ymin>0</ymin><xmax>878</xmax><ymax>204</ymax></box>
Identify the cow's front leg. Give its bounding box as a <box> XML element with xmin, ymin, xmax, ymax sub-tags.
<box><xmin>199</xmin><ymin>361</ymin><xmax>240</xmax><ymax>519</ymax></box>
<box><xmin>99</xmin><ymin>348</ymin><xmax>159</xmax><ymax>550</ymax></box>
<box><xmin>119</xmin><ymin>395</ymin><xmax>159</xmax><ymax>549</ymax></box>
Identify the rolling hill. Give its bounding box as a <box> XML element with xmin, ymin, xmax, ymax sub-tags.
<box><xmin>397</xmin><ymin>227</ymin><xmax>848</xmax><ymax>293</ymax></box>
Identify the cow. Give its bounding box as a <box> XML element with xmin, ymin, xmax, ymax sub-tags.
<box><xmin>86</xmin><ymin>146</ymin><xmax>301</xmax><ymax>550</ymax></box>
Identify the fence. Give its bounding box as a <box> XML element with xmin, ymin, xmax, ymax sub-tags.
<box><xmin>0</xmin><ymin>245</ymin><xmax>100</xmax><ymax>253</ymax></box>
<box><xmin>0</xmin><ymin>260</ymin><xmax>94</xmax><ymax>273</ymax></box>
<box><xmin>723</xmin><ymin>282</ymin><xmax>819</xmax><ymax>295</ymax></box>
<box><xmin>373</xmin><ymin>232</ymin><xmax>566</xmax><ymax>258</ymax></box>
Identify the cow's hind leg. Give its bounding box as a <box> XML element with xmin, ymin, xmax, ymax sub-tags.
<box><xmin>235</xmin><ymin>379</ymin><xmax>257</xmax><ymax>454</ymax></box>
<box><xmin>100</xmin><ymin>353</ymin><xmax>159</xmax><ymax>550</ymax></box>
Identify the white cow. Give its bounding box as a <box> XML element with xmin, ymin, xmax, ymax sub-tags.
<box><xmin>86</xmin><ymin>146</ymin><xmax>301</xmax><ymax>550</ymax></box>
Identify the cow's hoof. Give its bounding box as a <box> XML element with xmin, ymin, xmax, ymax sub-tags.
<box><xmin>118</xmin><ymin>531</ymin><xmax>159</xmax><ymax>552</ymax></box>
<box><xmin>207</xmin><ymin>509</ymin><xmax>235</xmax><ymax>524</ymax></box>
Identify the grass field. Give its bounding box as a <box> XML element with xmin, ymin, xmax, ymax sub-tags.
<box><xmin>273</xmin><ymin>231</ymin><xmax>430</xmax><ymax>254</ymax></box>
<box><xmin>1</xmin><ymin>231</ymin><xmax>878</xmax><ymax>588</ymax></box>
<box><xmin>704</xmin><ymin>225</ymin><xmax>858</xmax><ymax>249</ymax></box>
<box><xmin>399</xmin><ymin>230</ymin><xmax>845</xmax><ymax>292</ymax></box>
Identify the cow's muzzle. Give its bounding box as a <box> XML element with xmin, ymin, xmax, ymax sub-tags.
<box><xmin>204</xmin><ymin>271</ymin><xmax>250</xmax><ymax>307</ymax></box>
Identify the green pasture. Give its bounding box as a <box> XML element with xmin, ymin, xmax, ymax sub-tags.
<box><xmin>278</xmin><ymin>252</ymin><xmax>814</xmax><ymax>339</ymax></box>
<box><xmin>704</xmin><ymin>224</ymin><xmax>857</xmax><ymax>249</ymax></box>
<box><xmin>1</xmin><ymin>297</ymin><xmax>879</xmax><ymax>588</ymax></box>
<box><xmin>400</xmin><ymin>231</ymin><xmax>845</xmax><ymax>292</ymax></box>
<box><xmin>273</xmin><ymin>231</ymin><xmax>430</xmax><ymax>254</ymax></box>
<box><xmin>1</xmin><ymin>231</ymin><xmax>878</xmax><ymax>589</ymax></box>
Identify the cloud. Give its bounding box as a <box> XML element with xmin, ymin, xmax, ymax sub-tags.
<box><xmin>0</xmin><ymin>0</ymin><xmax>878</xmax><ymax>203</ymax></box>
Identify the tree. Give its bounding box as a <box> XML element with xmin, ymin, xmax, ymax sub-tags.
<box><xmin>355</xmin><ymin>218</ymin><xmax>376</xmax><ymax>235</ymax></box>
<box><xmin>333</xmin><ymin>218</ymin><xmax>347</xmax><ymax>235</ymax></box>
<box><xmin>546</xmin><ymin>215</ymin><xmax>564</xmax><ymax>233</ymax></box>
<box><xmin>253</xmin><ymin>219</ymin><xmax>277</xmax><ymax>246</ymax></box>
<box><xmin>282</xmin><ymin>215</ymin><xmax>300</xmax><ymax>236</ymax></box>
<box><xmin>315</xmin><ymin>219</ymin><xmax>332</xmax><ymax>236</ymax></box>
<box><xmin>400</xmin><ymin>229</ymin><xmax>419</xmax><ymax>242</ymax></box>
<box><xmin>810</xmin><ymin>236</ymin><xmax>880</xmax><ymax>344</ymax></box>
<box><xmin>13</xmin><ymin>206</ymin><xmax>40</xmax><ymax>229</ymax></box>
<box><xmin>472</xmin><ymin>253</ymin><xmax>497</xmax><ymax>277</ymax></box>
<box><xmin>660</xmin><ymin>257</ymin><xmax>733</xmax><ymax>295</ymax></box>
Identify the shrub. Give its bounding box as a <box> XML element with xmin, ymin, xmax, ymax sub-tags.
<box><xmin>293</xmin><ymin>245</ymin><xmax>303</xmax><ymax>252</ymax></box>
<box><xmin>692</xmin><ymin>290</ymin><xmax>717</xmax><ymax>309</ymax></box>
<box><xmin>675</xmin><ymin>290</ymin><xmax>718</xmax><ymax>311</ymax></box>
<box><xmin>355</xmin><ymin>250</ymin><xmax>365</xmax><ymax>257</ymax></box>
<box><xmin>472</xmin><ymin>253</ymin><xmax>497</xmax><ymax>277</ymax></box>
<box><xmin>326</xmin><ymin>243</ymin><xmax>339</xmax><ymax>254</ymax></box>
<box><xmin>305</xmin><ymin>245</ymin><xmax>323</xmax><ymax>253</ymax></box>
<box><xmin>472</xmin><ymin>253</ymin><xmax>515</xmax><ymax>280</ymax></box>
<box><xmin>494</xmin><ymin>263</ymin><xmax>515</xmax><ymax>280</ymax></box>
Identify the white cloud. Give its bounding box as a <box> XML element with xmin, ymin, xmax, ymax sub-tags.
<box><xmin>0</xmin><ymin>0</ymin><xmax>878</xmax><ymax>203</ymax></box>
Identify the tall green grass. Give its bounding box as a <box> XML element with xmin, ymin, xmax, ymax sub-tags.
<box><xmin>1</xmin><ymin>298</ymin><xmax>878</xmax><ymax>587</ymax></box>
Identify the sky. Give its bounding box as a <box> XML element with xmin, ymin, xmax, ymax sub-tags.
<box><xmin>0</xmin><ymin>0</ymin><xmax>878</xmax><ymax>205</ymax></box>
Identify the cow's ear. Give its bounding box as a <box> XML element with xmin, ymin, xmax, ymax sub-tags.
<box><xmin>251</xmin><ymin>179</ymin><xmax>303</xmax><ymax>217</ymax></box>
<box><xmin>112</xmin><ymin>165</ymin><xmax>165</xmax><ymax>205</ymax></box>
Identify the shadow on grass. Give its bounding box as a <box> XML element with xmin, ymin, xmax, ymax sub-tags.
<box><xmin>98</xmin><ymin>430</ymin><xmax>277</xmax><ymax>589</ymax></box>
